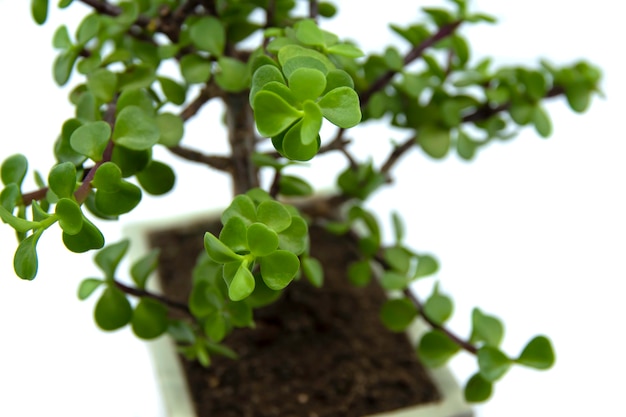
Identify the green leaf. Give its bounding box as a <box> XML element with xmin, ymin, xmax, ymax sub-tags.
<box><xmin>414</xmin><ymin>254</ymin><xmax>439</xmax><ymax>278</ymax></box>
<box><xmin>62</xmin><ymin>215</ymin><xmax>105</xmax><ymax>253</ymax></box>
<box><xmin>14</xmin><ymin>232</ymin><xmax>41</xmax><ymax>280</ymax></box>
<box><xmin>260</xmin><ymin>250</ymin><xmax>299</xmax><ymax>290</ymax></box>
<box><xmin>324</xmin><ymin>69</ymin><xmax>355</xmax><ymax>94</ymax></box>
<box><xmin>220</xmin><ymin>216</ymin><xmax>248</xmax><ymax>253</ymax></box>
<box><xmin>417</xmin><ymin>330</ymin><xmax>460</xmax><ymax>368</ymax></box>
<box><xmin>471</xmin><ymin>308</ymin><xmax>504</xmax><ymax>347</ymax></box>
<box><xmin>95</xmin><ymin>240</ymin><xmax>129</xmax><ymax>279</ymax></box>
<box><xmin>532</xmin><ymin>105</ymin><xmax>552</xmax><ymax>138</ymax></box>
<box><xmin>94</xmin><ymin>286</ymin><xmax>133</xmax><ymax>331</ymax></box>
<box><xmin>348</xmin><ymin>259</ymin><xmax>371</xmax><ymax>286</ymax></box>
<box><xmin>301</xmin><ymin>101</ymin><xmax>323</xmax><ymax>145</ymax></box>
<box><xmin>69</xmin><ymin>121</ymin><xmax>111</xmax><ymax>161</ymax></box>
<box><xmin>250</xmin><ymin>65</ymin><xmax>285</xmax><ymax>104</ymax></box>
<box><xmin>76</xmin><ymin>13</ymin><xmax>101</xmax><ymax>44</ymax></box>
<box><xmin>277</xmin><ymin>215</ymin><xmax>308</xmax><ymax>255</ymax></box>
<box><xmin>423</xmin><ymin>291</ymin><xmax>453</xmax><ymax>325</ymax></box>
<box><xmin>158</xmin><ymin>77</ymin><xmax>186</xmax><ymax>105</ymax></box>
<box><xmin>391</xmin><ymin>212</ymin><xmax>405</xmax><ymax>244</ymax></box>
<box><xmin>55</xmin><ymin>198</ymin><xmax>83</xmax><ymax>235</ymax></box>
<box><xmin>190</xmin><ymin>280</ymin><xmax>223</xmax><ymax>318</ymax></box>
<box><xmin>117</xmin><ymin>63</ymin><xmax>155</xmax><ymax>91</ymax></box>
<box><xmin>252</xmin><ymin>90</ymin><xmax>302</xmax><ymax>137</ymax></box>
<box><xmin>130</xmin><ymin>248</ymin><xmax>159</xmax><ymax>289</ymax></box>
<box><xmin>380</xmin><ymin>271</ymin><xmax>409</xmax><ymax>291</ymax></box>
<box><xmin>48</xmin><ymin>162</ymin><xmax>77</xmax><ymax>198</ymax></box>
<box><xmin>326</xmin><ymin>43</ymin><xmax>364</xmax><ymax>58</ymax></box>
<box><xmin>189</xmin><ymin>16</ymin><xmax>225</xmax><ymax>56</ymax></box>
<box><xmin>380</xmin><ymin>298</ymin><xmax>418</xmax><ymax>332</ymax></box>
<box><xmin>383</xmin><ymin>246</ymin><xmax>412</xmax><ymax>274</ymax></box>
<box><xmin>87</xmin><ymin>68</ymin><xmax>117</xmax><ymax>102</ymax></box>
<box><xmin>278</xmin><ymin>175</ymin><xmax>313</xmax><ymax>197</ymax></box>
<box><xmin>565</xmin><ymin>82</ymin><xmax>591</xmax><ymax>113</ymax></box>
<box><xmin>132</xmin><ymin>298</ymin><xmax>168</xmax><ymax>339</ymax></box>
<box><xmin>225</xmin><ymin>300</ymin><xmax>254</xmax><ymax>328</ymax></box>
<box><xmin>516</xmin><ymin>335</ymin><xmax>555</xmax><ymax>370</ymax></box>
<box><xmin>116</xmin><ymin>88</ymin><xmax>154</xmax><ymax>116</ymax></box>
<box><xmin>247</xmin><ymin>222</ymin><xmax>279</xmax><ymax>257</ymax></box>
<box><xmin>77</xmin><ymin>277</ymin><xmax>104</xmax><ymax>300</ymax></box>
<box><xmin>204</xmin><ymin>232</ymin><xmax>243</xmax><ymax>263</ymax></box>
<box><xmin>509</xmin><ymin>100</ymin><xmax>534</xmax><ymax>125</ymax></box>
<box><xmin>302</xmin><ymin>257</ymin><xmax>323</xmax><ymax>288</ymax></box>
<box><xmin>256</xmin><ymin>200</ymin><xmax>291</xmax><ymax>232</ymax></box>
<box><xmin>419</xmin><ymin>126</ymin><xmax>450</xmax><ymax>159</ymax></box>
<box><xmin>1</xmin><ymin>154</ymin><xmax>28</xmax><ymax>186</ymax></box>
<box><xmin>278</xmin><ymin>45</ymin><xmax>334</xmax><ymax>76</ymax></box>
<box><xmin>53</xmin><ymin>48</ymin><xmax>79</xmax><ymax>86</ymax></box>
<box><xmin>478</xmin><ymin>346</ymin><xmax>511</xmax><ymax>381</ymax></box>
<box><xmin>318</xmin><ymin>87</ymin><xmax>361</xmax><ymax>128</ymax></box>
<box><xmin>221</xmin><ymin>194</ymin><xmax>257</xmax><ymax>226</ymax></box>
<box><xmin>93</xmin><ymin>164</ymin><xmax>142</xmax><ymax>215</ymax></box>
<box><xmin>289</xmin><ymin>68</ymin><xmax>327</xmax><ymax>102</ymax></box>
<box><xmin>31</xmin><ymin>0</ymin><xmax>49</xmax><ymax>24</ymax></box>
<box><xmin>180</xmin><ymin>54</ymin><xmax>212</xmax><ymax>84</ymax></box>
<box><xmin>204</xmin><ymin>312</ymin><xmax>227</xmax><ymax>342</ymax></box>
<box><xmin>228</xmin><ymin>263</ymin><xmax>256</xmax><ymax>301</ymax></box>
<box><xmin>52</xmin><ymin>25</ymin><xmax>72</xmax><ymax>50</ymax></box>
<box><xmin>0</xmin><ymin>205</ymin><xmax>38</xmax><ymax>233</ymax></box>
<box><xmin>215</xmin><ymin>57</ymin><xmax>250</xmax><ymax>93</ymax></box>
<box><xmin>295</xmin><ymin>19</ymin><xmax>325</xmax><ymax>47</ymax></box>
<box><xmin>113</xmin><ymin>106</ymin><xmax>160</xmax><ymax>151</ymax></box>
<box><xmin>110</xmin><ymin>145</ymin><xmax>151</xmax><ymax>177</ymax></box>
<box><xmin>136</xmin><ymin>160</ymin><xmax>176</xmax><ymax>195</ymax></box>
<box><xmin>464</xmin><ymin>373</ymin><xmax>493</xmax><ymax>403</ymax></box>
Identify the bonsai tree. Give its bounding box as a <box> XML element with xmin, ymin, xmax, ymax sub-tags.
<box><xmin>0</xmin><ymin>0</ymin><xmax>601</xmax><ymax>408</ymax></box>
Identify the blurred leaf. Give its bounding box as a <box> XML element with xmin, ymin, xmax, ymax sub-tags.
<box><xmin>478</xmin><ymin>346</ymin><xmax>511</xmax><ymax>381</ymax></box>
<box><xmin>130</xmin><ymin>248</ymin><xmax>160</xmax><ymax>289</ymax></box>
<box><xmin>180</xmin><ymin>54</ymin><xmax>212</xmax><ymax>84</ymax></box>
<box><xmin>302</xmin><ymin>257</ymin><xmax>323</xmax><ymax>287</ymax></box>
<box><xmin>113</xmin><ymin>106</ymin><xmax>160</xmax><ymax>151</ymax></box>
<box><xmin>414</xmin><ymin>254</ymin><xmax>439</xmax><ymax>278</ymax></box>
<box><xmin>69</xmin><ymin>121</ymin><xmax>111</xmax><ymax>161</ymax></box>
<box><xmin>1</xmin><ymin>154</ymin><xmax>28</xmax><ymax>186</ymax></box>
<box><xmin>516</xmin><ymin>335</ymin><xmax>555</xmax><ymax>370</ymax></box>
<box><xmin>348</xmin><ymin>259</ymin><xmax>371</xmax><ymax>286</ymax></box>
<box><xmin>136</xmin><ymin>161</ymin><xmax>176</xmax><ymax>195</ymax></box>
<box><xmin>31</xmin><ymin>0</ymin><xmax>49</xmax><ymax>24</ymax></box>
<box><xmin>419</xmin><ymin>125</ymin><xmax>450</xmax><ymax>159</ymax></box>
<box><xmin>94</xmin><ymin>286</ymin><xmax>132</xmax><ymax>331</ymax></box>
<box><xmin>380</xmin><ymin>298</ymin><xmax>417</xmax><ymax>332</ymax></box>
<box><xmin>464</xmin><ymin>373</ymin><xmax>493</xmax><ymax>403</ymax></box>
<box><xmin>189</xmin><ymin>16</ymin><xmax>225</xmax><ymax>56</ymax></box>
<box><xmin>418</xmin><ymin>330</ymin><xmax>460</xmax><ymax>367</ymax></box>
<box><xmin>423</xmin><ymin>290</ymin><xmax>453</xmax><ymax>325</ymax></box>
<box><xmin>132</xmin><ymin>298</ymin><xmax>168</xmax><ymax>339</ymax></box>
<box><xmin>95</xmin><ymin>240</ymin><xmax>129</xmax><ymax>279</ymax></box>
<box><xmin>471</xmin><ymin>308</ymin><xmax>504</xmax><ymax>347</ymax></box>
<box><xmin>215</xmin><ymin>57</ymin><xmax>249</xmax><ymax>92</ymax></box>
<box><xmin>77</xmin><ymin>277</ymin><xmax>104</xmax><ymax>300</ymax></box>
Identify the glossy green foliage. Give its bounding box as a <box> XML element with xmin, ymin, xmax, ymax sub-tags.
<box><xmin>252</xmin><ymin>26</ymin><xmax>363</xmax><ymax>161</ymax></box>
<box><xmin>0</xmin><ymin>0</ymin><xmax>598</xmax><ymax>400</ymax></box>
<box><xmin>203</xmin><ymin>189</ymin><xmax>311</xmax><ymax>301</ymax></box>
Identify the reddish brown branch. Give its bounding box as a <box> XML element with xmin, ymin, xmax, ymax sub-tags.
<box><xmin>360</xmin><ymin>20</ymin><xmax>463</xmax><ymax>107</ymax></box>
<box><xmin>114</xmin><ymin>279</ymin><xmax>193</xmax><ymax>317</ymax></box>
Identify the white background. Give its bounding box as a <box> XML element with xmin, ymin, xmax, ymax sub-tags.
<box><xmin>0</xmin><ymin>1</ymin><xmax>624</xmax><ymax>416</ymax></box>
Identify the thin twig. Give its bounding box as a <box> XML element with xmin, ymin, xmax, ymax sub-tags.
<box><xmin>114</xmin><ymin>279</ymin><xmax>193</xmax><ymax>317</ymax></box>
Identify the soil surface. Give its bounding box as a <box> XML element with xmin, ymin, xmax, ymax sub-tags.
<box><xmin>149</xmin><ymin>220</ymin><xmax>440</xmax><ymax>417</ymax></box>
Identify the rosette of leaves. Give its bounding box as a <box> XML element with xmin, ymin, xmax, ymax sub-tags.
<box><xmin>203</xmin><ymin>188</ymin><xmax>322</xmax><ymax>302</ymax></box>
<box><xmin>250</xmin><ymin>19</ymin><xmax>363</xmax><ymax>161</ymax></box>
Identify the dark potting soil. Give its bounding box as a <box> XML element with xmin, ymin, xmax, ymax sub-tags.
<box><xmin>149</xmin><ymin>220</ymin><xmax>441</xmax><ymax>417</ymax></box>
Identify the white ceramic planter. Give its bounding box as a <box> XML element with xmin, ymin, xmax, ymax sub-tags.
<box><xmin>125</xmin><ymin>211</ymin><xmax>473</xmax><ymax>417</ymax></box>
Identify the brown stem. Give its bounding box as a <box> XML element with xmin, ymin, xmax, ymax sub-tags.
<box><xmin>114</xmin><ymin>279</ymin><xmax>193</xmax><ymax>318</ymax></box>
<box><xmin>360</xmin><ymin>20</ymin><xmax>463</xmax><ymax>107</ymax></box>
<box><xmin>179</xmin><ymin>81</ymin><xmax>222</xmax><ymax>122</ymax></box>
<box><xmin>224</xmin><ymin>92</ymin><xmax>260</xmax><ymax>195</ymax></box>
<box><xmin>402</xmin><ymin>288</ymin><xmax>478</xmax><ymax>354</ymax></box>
<box><xmin>167</xmin><ymin>146</ymin><xmax>232</xmax><ymax>171</ymax></box>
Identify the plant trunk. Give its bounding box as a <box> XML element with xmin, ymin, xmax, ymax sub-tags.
<box><xmin>224</xmin><ymin>91</ymin><xmax>259</xmax><ymax>195</ymax></box>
